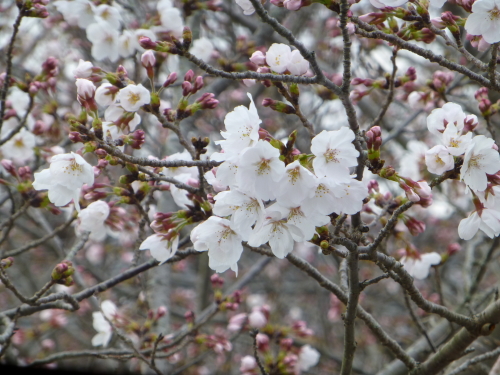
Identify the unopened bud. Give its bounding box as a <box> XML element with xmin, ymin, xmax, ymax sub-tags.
<box><xmin>182</xmin><ymin>27</ymin><xmax>193</xmax><ymax>49</ymax></box>
<box><xmin>163</xmin><ymin>72</ymin><xmax>178</xmax><ymax>88</ymax></box>
<box><xmin>0</xmin><ymin>257</ymin><xmax>14</xmax><ymax>269</ymax></box>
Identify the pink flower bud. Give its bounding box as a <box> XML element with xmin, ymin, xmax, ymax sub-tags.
<box><xmin>193</xmin><ymin>76</ymin><xmax>204</xmax><ymax>92</ymax></box>
<box><xmin>184</xmin><ymin>69</ymin><xmax>195</xmax><ymax>83</ymax></box>
<box><xmin>256</xmin><ymin>333</ymin><xmax>269</xmax><ymax>351</ymax></box>
<box><xmin>182</xmin><ymin>81</ymin><xmax>193</xmax><ymax>96</ymax></box>
<box><xmin>447</xmin><ymin>243</ymin><xmax>461</xmax><ymax>255</ymax></box>
<box><xmin>163</xmin><ymin>72</ymin><xmax>178</xmax><ymax>88</ymax></box>
<box><xmin>250</xmin><ymin>50</ymin><xmax>266</xmax><ymax>65</ymax></box>
<box><xmin>1</xmin><ymin>159</ymin><xmax>17</xmax><ymax>177</ymax></box>
<box><xmin>75</xmin><ymin>79</ymin><xmax>95</xmax><ymax>100</ymax></box>
<box><xmin>141</xmin><ymin>50</ymin><xmax>156</xmax><ymax>69</ymax></box>
<box><xmin>157</xmin><ymin>306</ymin><xmax>168</xmax><ymax>318</ymax></box>
<box><xmin>139</xmin><ymin>36</ymin><xmax>157</xmax><ymax>50</ymax></box>
<box><xmin>240</xmin><ymin>356</ymin><xmax>257</xmax><ymax>372</ymax></box>
<box><xmin>270</xmin><ymin>0</ymin><xmax>285</xmax><ymax>6</ymax></box>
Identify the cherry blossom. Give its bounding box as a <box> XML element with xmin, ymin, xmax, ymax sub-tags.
<box><xmin>370</xmin><ymin>0</ymin><xmax>408</xmax><ymax>8</ymax></box>
<box><xmin>465</xmin><ymin>0</ymin><xmax>500</xmax><ymax>44</ymax></box>
<box><xmin>32</xmin><ymin>152</ymin><xmax>94</xmax><ymax>211</ymax></box>
<box><xmin>441</xmin><ymin>123</ymin><xmax>472</xmax><ymax>156</ymax></box>
<box><xmin>95</xmin><ymin>83</ymin><xmax>118</xmax><ymax>107</ymax></box>
<box><xmin>311</xmin><ymin>128</ymin><xmax>359</xmax><ymax>180</ymax></box>
<box><xmin>287</xmin><ymin>50</ymin><xmax>309</xmax><ymax>76</ymax></box>
<box><xmin>270</xmin><ymin>202</ymin><xmax>330</xmax><ymax>242</ymax></box>
<box><xmin>86</xmin><ymin>22</ymin><xmax>120</xmax><ymax>62</ymax></box>
<box><xmin>266</xmin><ymin>44</ymin><xmax>292</xmax><ymax>74</ymax></box>
<box><xmin>235</xmin><ymin>0</ymin><xmax>256</xmax><ymax>15</ymax></box>
<box><xmin>248</xmin><ymin>211</ymin><xmax>303</xmax><ymax>259</ymax></box>
<box><xmin>191</xmin><ymin>217</ymin><xmax>244</xmax><ymax>274</ymax></box>
<box><xmin>400</xmin><ymin>252</ymin><xmax>441</xmax><ymax>279</ymax></box>
<box><xmin>461</xmin><ymin>135</ymin><xmax>500</xmax><ymax>191</ymax></box>
<box><xmin>190</xmin><ymin>37</ymin><xmax>214</xmax><ymax>62</ymax></box>
<box><xmin>1</xmin><ymin>128</ymin><xmax>36</xmax><ymax>162</ymax></box>
<box><xmin>157</xmin><ymin>6</ymin><xmax>184</xmax><ymax>37</ymax></box>
<box><xmin>91</xmin><ymin>300</ymin><xmax>117</xmax><ymax>347</ymax></box>
<box><xmin>215</xmin><ymin>93</ymin><xmax>261</xmax><ymax>158</ymax></box>
<box><xmin>116</xmin><ymin>84</ymin><xmax>151</xmax><ymax>112</ymax></box>
<box><xmin>425</xmin><ymin>145</ymin><xmax>454</xmax><ymax>175</ymax></box>
<box><xmin>276</xmin><ymin>160</ymin><xmax>317</xmax><ymax>205</ymax></box>
<box><xmin>76</xmin><ymin>201</ymin><xmax>110</xmax><ymax>241</ymax></box>
<box><xmin>427</xmin><ymin>102</ymin><xmax>466</xmax><ymax>137</ymax></box>
<box><xmin>236</xmin><ymin>140</ymin><xmax>286</xmax><ymax>201</ymax></box>
<box><xmin>73</xmin><ymin>59</ymin><xmax>93</xmax><ymax>79</ymax></box>
<box><xmin>139</xmin><ymin>233</ymin><xmax>179</xmax><ymax>264</ymax></box>
<box><xmin>94</xmin><ymin>4</ymin><xmax>121</xmax><ymax>30</ymax></box>
<box><xmin>213</xmin><ymin>190</ymin><xmax>265</xmax><ymax>239</ymax></box>
<box><xmin>297</xmin><ymin>345</ymin><xmax>321</xmax><ymax>371</ymax></box>
<box><xmin>104</xmin><ymin>104</ymin><xmax>141</xmax><ymax>131</ymax></box>
<box><xmin>458</xmin><ymin>207</ymin><xmax>500</xmax><ymax>240</ymax></box>
<box><xmin>53</xmin><ymin>0</ymin><xmax>96</xmax><ymax>29</ymax></box>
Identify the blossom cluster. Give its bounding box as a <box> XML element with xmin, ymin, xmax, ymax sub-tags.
<box><xmin>186</xmin><ymin>94</ymin><xmax>367</xmax><ymax>274</ymax></box>
<box><xmin>424</xmin><ymin>102</ymin><xmax>500</xmax><ymax>240</ymax></box>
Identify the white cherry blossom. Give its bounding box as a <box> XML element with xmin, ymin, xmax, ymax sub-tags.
<box><xmin>139</xmin><ymin>233</ymin><xmax>179</xmax><ymax>264</ymax></box>
<box><xmin>104</xmin><ymin>104</ymin><xmax>141</xmax><ymax>131</ymax></box>
<box><xmin>236</xmin><ymin>141</ymin><xmax>286</xmax><ymax>201</ymax></box>
<box><xmin>287</xmin><ymin>50</ymin><xmax>309</xmax><ymax>76</ymax></box>
<box><xmin>427</xmin><ymin>102</ymin><xmax>466</xmax><ymax>137</ymax></box>
<box><xmin>266</xmin><ymin>44</ymin><xmax>292</xmax><ymax>74</ymax></box>
<box><xmin>461</xmin><ymin>135</ymin><xmax>500</xmax><ymax>191</ymax></box>
<box><xmin>170</xmin><ymin>173</ymin><xmax>198</xmax><ymax>208</ymax></box>
<box><xmin>311</xmin><ymin>128</ymin><xmax>359</xmax><ymax>180</ymax></box>
<box><xmin>213</xmin><ymin>190</ymin><xmax>265</xmax><ymax>239</ymax></box>
<box><xmin>91</xmin><ymin>300</ymin><xmax>117</xmax><ymax>347</ymax></box>
<box><xmin>118</xmin><ymin>30</ymin><xmax>138</xmax><ymax>58</ymax></box>
<box><xmin>158</xmin><ymin>7</ymin><xmax>184</xmax><ymax>37</ymax></box>
<box><xmin>298</xmin><ymin>345</ymin><xmax>321</xmax><ymax>371</ymax></box>
<box><xmin>442</xmin><ymin>123</ymin><xmax>472</xmax><ymax>156</ymax></box>
<box><xmin>76</xmin><ymin>200</ymin><xmax>110</xmax><ymax>241</ymax></box>
<box><xmin>269</xmin><ymin>202</ymin><xmax>330</xmax><ymax>242</ymax></box>
<box><xmin>248</xmin><ymin>211</ymin><xmax>302</xmax><ymax>259</ymax></box>
<box><xmin>276</xmin><ymin>160</ymin><xmax>317</xmax><ymax>205</ymax></box>
<box><xmin>425</xmin><ymin>145</ymin><xmax>454</xmax><ymax>175</ymax></box>
<box><xmin>301</xmin><ymin>177</ymin><xmax>367</xmax><ymax>216</ymax></box>
<box><xmin>54</xmin><ymin>0</ymin><xmax>96</xmax><ymax>28</ymax></box>
<box><xmin>190</xmin><ymin>37</ymin><xmax>214</xmax><ymax>61</ymax></box>
<box><xmin>235</xmin><ymin>0</ymin><xmax>256</xmax><ymax>15</ymax></box>
<box><xmin>116</xmin><ymin>84</ymin><xmax>151</xmax><ymax>112</ymax></box>
<box><xmin>215</xmin><ymin>93</ymin><xmax>261</xmax><ymax>157</ymax></box>
<box><xmin>370</xmin><ymin>0</ymin><xmax>408</xmax><ymax>8</ymax></box>
<box><xmin>33</xmin><ymin>152</ymin><xmax>94</xmax><ymax>211</ymax></box>
<box><xmin>191</xmin><ymin>216</ymin><xmax>244</xmax><ymax>274</ymax></box>
<box><xmin>94</xmin><ymin>4</ymin><xmax>122</xmax><ymax>30</ymax></box>
<box><xmin>92</xmin><ymin>312</ymin><xmax>112</xmax><ymax>347</ymax></box>
<box><xmin>400</xmin><ymin>252</ymin><xmax>441</xmax><ymax>279</ymax></box>
<box><xmin>95</xmin><ymin>83</ymin><xmax>118</xmax><ymax>107</ymax></box>
<box><xmin>465</xmin><ymin>0</ymin><xmax>500</xmax><ymax>44</ymax></box>
<box><xmin>1</xmin><ymin>128</ymin><xmax>36</xmax><ymax>162</ymax></box>
<box><xmin>86</xmin><ymin>22</ymin><xmax>120</xmax><ymax>62</ymax></box>
<box><xmin>458</xmin><ymin>206</ymin><xmax>500</xmax><ymax>240</ymax></box>
<box><xmin>73</xmin><ymin>59</ymin><xmax>93</xmax><ymax>79</ymax></box>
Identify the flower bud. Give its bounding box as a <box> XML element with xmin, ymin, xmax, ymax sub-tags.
<box><xmin>250</xmin><ymin>50</ymin><xmax>266</xmax><ymax>65</ymax></box>
<box><xmin>262</xmin><ymin>98</ymin><xmax>296</xmax><ymax>114</ymax></box>
<box><xmin>193</xmin><ymin>76</ymin><xmax>204</xmax><ymax>93</ymax></box>
<box><xmin>182</xmin><ymin>27</ymin><xmax>193</xmax><ymax>49</ymax></box>
<box><xmin>141</xmin><ymin>50</ymin><xmax>156</xmax><ymax>69</ymax></box>
<box><xmin>163</xmin><ymin>72</ymin><xmax>178</xmax><ymax>88</ymax></box>
<box><xmin>0</xmin><ymin>257</ymin><xmax>14</xmax><ymax>269</ymax></box>
<box><xmin>182</xmin><ymin>81</ymin><xmax>193</xmax><ymax>96</ymax></box>
<box><xmin>1</xmin><ymin>159</ymin><xmax>17</xmax><ymax>177</ymax></box>
<box><xmin>184</xmin><ymin>70</ymin><xmax>195</xmax><ymax>83</ymax></box>
<box><xmin>139</xmin><ymin>36</ymin><xmax>158</xmax><ymax>50</ymax></box>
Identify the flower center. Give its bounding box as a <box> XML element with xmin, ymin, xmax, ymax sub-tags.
<box><xmin>275</xmin><ymin>56</ymin><xmax>281</xmax><ymax>66</ymax></box>
<box><xmin>448</xmin><ymin>138</ymin><xmax>460</xmax><ymax>148</ymax></box>
<box><xmin>324</xmin><ymin>148</ymin><xmax>339</xmax><ymax>163</ymax></box>
<box><xmin>64</xmin><ymin>159</ymin><xmax>84</xmax><ymax>175</ymax></box>
<box><xmin>434</xmin><ymin>155</ymin><xmax>445</xmax><ymax>166</ymax></box>
<box><xmin>287</xmin><ymin>166</ymin><xmax>300</xmax><ymax>184</ymax></box>
<box><xmin>489</xmin><ymin>7</ymin><xmax>500</xmax><ymax>20</ymax></box>
<box><xmin>468</xmin><ymin>155</ymin><xmax>482</xmax><ymax>169</ymax></box>
<box><xmin>127</xmin><ymin>92</ymin><xmax>141</xmax><ymax>105</ymax></box>
<box><xmin>14</xmin><ymin>137</ymin><xmax>24</xmax><ymax>148</ymax></box>
<box><xmin>217</xmin><ymin>226</ymin><xmax>235</xmax><ymax>246</ymax></box>
<box><xmin>257</xmin><ymin>159</ymin><xmax>271</xmax><ymax>175</ymax></box>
